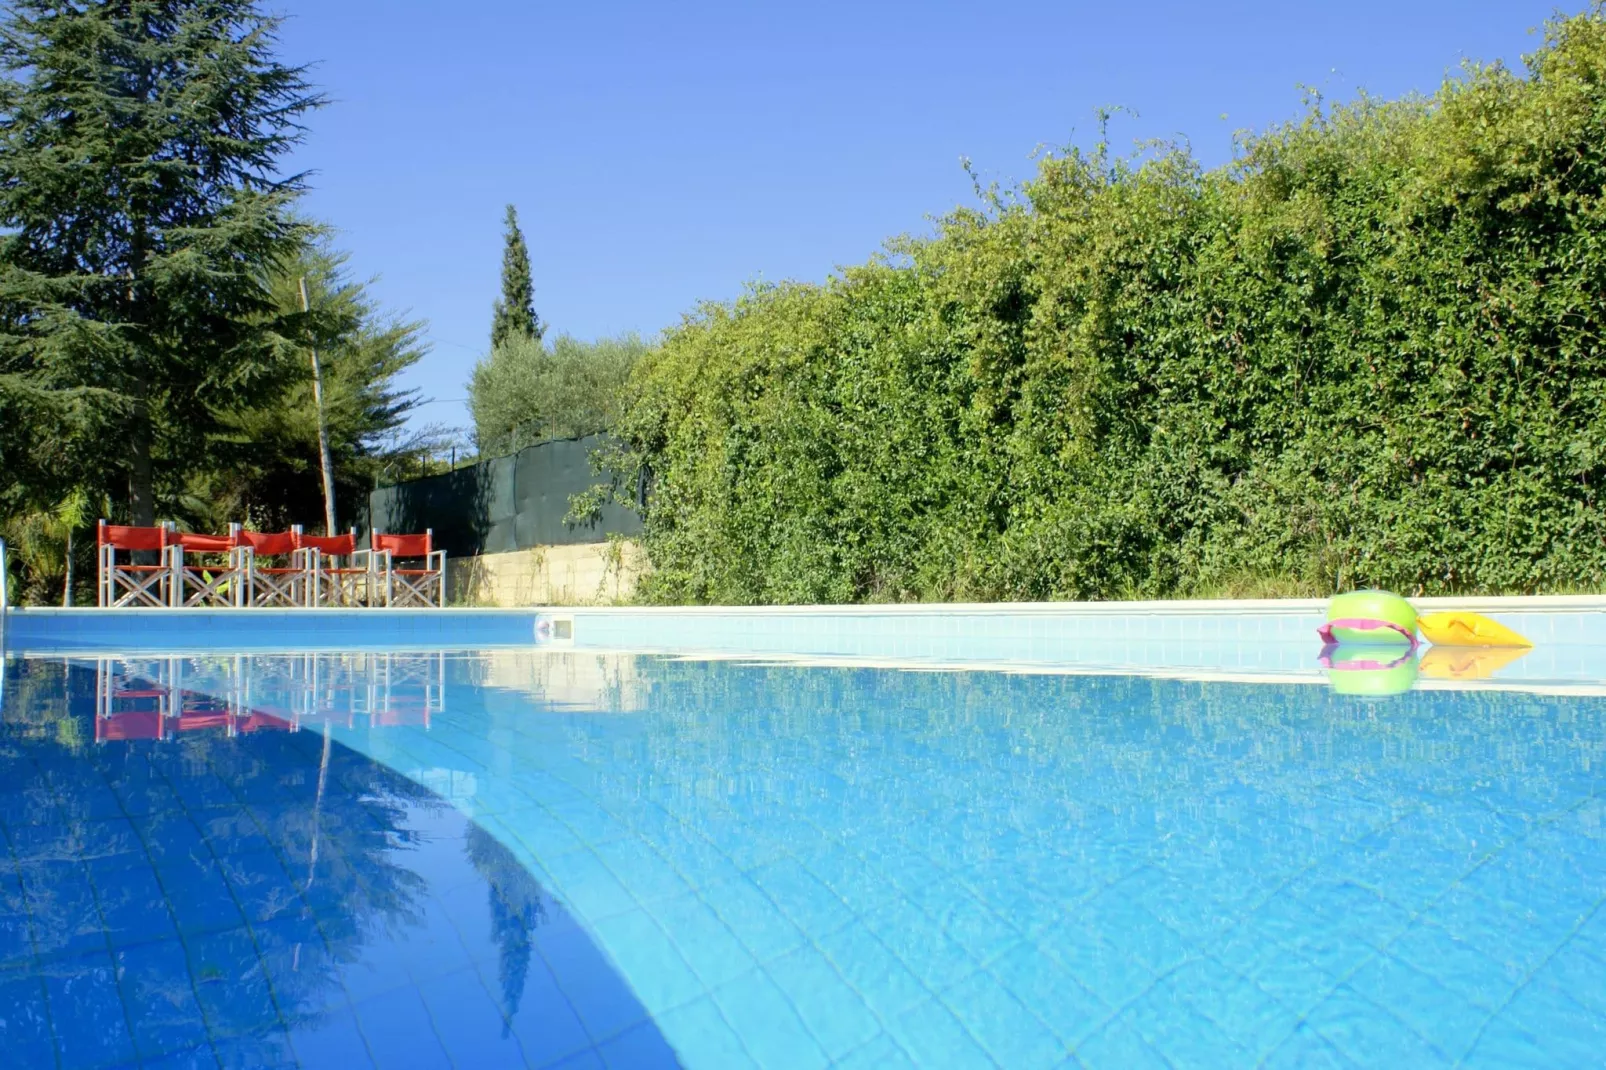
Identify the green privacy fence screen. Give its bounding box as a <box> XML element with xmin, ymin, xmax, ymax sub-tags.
<box><xmin>367</xmin><ymin>435</ymin><xmax>642</xmax><ymax>558</ymax></box>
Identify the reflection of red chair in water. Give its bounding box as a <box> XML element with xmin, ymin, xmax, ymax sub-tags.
<box><xmin>94</xmin><ymin>661</ymin><xmax>291</xmax><ymax>741</ymax></box>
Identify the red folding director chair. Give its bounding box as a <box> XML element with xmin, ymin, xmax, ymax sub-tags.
<box><xmin>236</xmin><ymin>528</ymin><xmax>309</xmax><ymax>607</ymax></box>
<box><xmin>299</xmin><ymin>529</ymin><xmax>376</xmax><ymax>607</ymax></box>
<box><xmin>167</xmin><ymin>525</ymin><xmax>246</xmax><ymax>607</ymax></box>
<box><xmin>97</xmin><ymin>521</ymin><xmax>174</xmax><ymax>607</ymax></box>
<box><xmin>372</xmin><ymin>531</ymin><xmax>447</xmax><ymax>608</ymax></box>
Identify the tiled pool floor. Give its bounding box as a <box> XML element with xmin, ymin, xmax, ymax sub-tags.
<box><xmin>3</xmin><ymin>650</ymin><xmax>1606</xmax><ymax>1068</ymax></box>
<box><xmin>0</xmin><ymin>657</ymin><xmax>673</xmax><ymax>1069</ymax></box>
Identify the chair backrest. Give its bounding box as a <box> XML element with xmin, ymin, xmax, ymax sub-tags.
<box><xmin>374</xmin><ymin>531</ymin><xmax>432</xmax><ymax>558</ymax></box>
<box><xmin>174</xmin><ymin>531</ymin><xmax>234</xmax><ymax>553</ymax></box>
<box><xmin>239</xmin><ymin>530</ymin><xmax>298</xmax><ymax>556</ymax></box>
<box><xmin>297</xmin><ymin>531</ymin><xmax>356</xmax><ymax>555</ymax></box>
<box><xmin>98</xmin><ymin>521</ymin><xmax>168</xmax><ymax>552</ymax></box>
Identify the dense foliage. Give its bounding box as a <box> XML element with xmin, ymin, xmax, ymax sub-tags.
<box><xmin>0</xmin><ymin>2</ymin><xmax>430</xmax><ymax>605</ymax></box>
<box><xmin>616</xmin><ymin>10</ymin><xmax>1606</xmax><ymax>604</ymax></box>
<box><xmin>0</xmin><ymin>0</ymin><xmax>319</xmax><ymax>527</ymax></box>
<box><xmin>469</xmin><ymin>332</ymin><xmax>647</xmax><ymax>457</ymax></box>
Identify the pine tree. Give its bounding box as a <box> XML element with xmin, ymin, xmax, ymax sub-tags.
<box><xmin>0</xmin><ymin>0</ymin><xmax>322</xmax><ymax>526</ymax></box>
<box><xmin>490</xmin><ymin>204</ymin><xmax>542</xmax><ymax>350</ymax></box>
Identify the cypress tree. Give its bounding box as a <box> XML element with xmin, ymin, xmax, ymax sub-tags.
<box><xmin>490</xmin><ymin>204</ymin><xmax>542</xmax><ymax>349</ymax></box>
<box><xmin>0</xmin><ymin>0</ymin><xmax>321</xmax><ymax>526</ymax></box>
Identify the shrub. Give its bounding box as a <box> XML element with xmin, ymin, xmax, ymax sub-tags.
<box><xmin>618</xmin><ymin>10</ymin><xmax>1606</xmax><ymax>603</ymax></box>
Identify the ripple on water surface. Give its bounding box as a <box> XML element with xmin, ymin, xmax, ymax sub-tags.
<box><xmin>1</xmin><ymin>650</ymin><xmax>1605</xmax><ymax>1068</ymax></box>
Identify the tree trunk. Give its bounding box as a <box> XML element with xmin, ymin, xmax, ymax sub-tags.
<box><xmin>129</xmin><ymin>388</ymin><xmax>155</xmax><ymax>528</ymax></box>
<box><xmin>62</xmin><ymin>526</ymin><xmax>73</xmax><ymax>607</ymax></box>
<box><xmin>130</xmin><ymin>390</ymin><xmax>154</xmax><ymax>526</ymax></box>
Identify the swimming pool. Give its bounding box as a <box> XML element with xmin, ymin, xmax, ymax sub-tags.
<box><xmin>2</xmin><ymin>646</ymin><xmax>1604</xmax><ymax>1068</ymax></box>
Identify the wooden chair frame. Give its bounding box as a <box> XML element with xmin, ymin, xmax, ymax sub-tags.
<box><xmin>97</xmin><ymin>521</ymin><xmax>174</xmax><ymax>608</ymax></box>
<box><xmin>372</xmin><ymin>530</ymin><xmax>447</xmax><ymax>608</ymax></box>
<box><xmin>168</xmin><ymin>525</ymin><xmax>246</xmax><ymax>608</ymax></box>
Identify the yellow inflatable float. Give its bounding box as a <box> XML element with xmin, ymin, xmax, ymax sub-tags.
<box><xmin>1416</xmin><ymin>611</ymin><xmax>1533</xmax><ymax>649</ymax></box>
<box><xmin>1319</xmin><ymin>592</ymin><xmax>1533</xmax><ymax>695</ymax></box>
<box><xmin>1319</xmin><ymin>591</ymin><xmax>1532</xmax><ymax>649</ymax></box>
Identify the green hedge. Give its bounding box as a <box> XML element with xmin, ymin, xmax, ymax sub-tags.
<box><xmin>619</xmin><ymin>11</ymin><xmax>1606</xmax><ymax>604</ymax></box>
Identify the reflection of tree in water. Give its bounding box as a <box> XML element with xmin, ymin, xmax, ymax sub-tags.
<box><xmin>0</xmin><ymin>659</ymin><xmax>443</xmax><ymax>1064</ymax></box>
<box><xmin>465</xmin><ymin>823</ymin><xmax>547</xmax><ymax>1033</ymax></box>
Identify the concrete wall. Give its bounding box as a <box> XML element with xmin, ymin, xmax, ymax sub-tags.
<box><xmin>449</xmin><ymin>541</ymin><xmax>645</xmax><ymax>607</ymax></box>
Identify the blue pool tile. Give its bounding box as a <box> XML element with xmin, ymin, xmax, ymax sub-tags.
<box><xmin>1123</xmin><ymin>977</ymin><xmax>1260</xmax><ymax>1070</ymax></box>
<box><xmin>860</xmin><ymin>899</ymin><xmax>978</xmax><ymax>993</ymax></box>
<box><xmin>711</xmin><ymin>969</ymin><xmax>829</xmax><ymax>1069</ymax></box>
<box><xmin>394</xmin><ymin>894</ymin><xmax>476</xmax><ymax>985</ymax></box>
<box><xmin>654</xmin><ymin>892</ymin><xmax>757</xmax><ymax>989</ymax></box>
<box><xmin>596</xmin><ymin>1018</ymin><xmax>682</xmax><ymax>1068</ymax></box>
<box><xmin>509</xmin><ymin>811</ymin><xmax>589</xmax><ymax>862</ymax></box>
<box><xmin>185</xmin><ymin>928</ymin><xmax>279</xmax><ymax>1040</ymax></box>
<box><xmin>543</xmin><ymin>1050</ymin><xmax>608</xmax><ymax>1070</ymax></box>
<box><xmin>212</xmin><ymin>1025</ymin><xmax>297</xmax><ymax>1069</ymax></box>
<box><xmin>1073</xmin><ymin>1018</ymin><xmax>1176</xmax><ymax>1070</ymax></box>
<box><xmin>352</xmin><ymin>986</ymin><xmax>452</xmax><ymax>1068</ymax></box>
<box><xmin>192</xmin><ymin>809</ymin><xmax>275</xmax><ymax>860</ymax></box>
<box><xmin>589</xmin><ymin>909</ymin><xmax>705</xmax><ymax>1016</ymax></box>
<box><xmin>114</xmin><ymin>938</ymin><xmax>211</xmax><ymax>1062</ymax></box>
<box><xmin>765</xmin><ymin>944</ymin><xmax>881</xmax><ymax>1059</ymax></box>
<box><xmin>1344</xmin><ymin>952</ymin><xmax>1486</xmax><ymax>1062</ymax></box>
<box><xmin>254</xmin><ymin>915</ymin><xmax>346</xmax><ymax>1018</ymax></box>
<box><xmin>885</xmin><ymin>994</ymin><xmax>994</xmax><ymax>1069</ymax></box>
<box><xmin>1386</xmin><ymin>922</ymin><xmax>1517</xmax><ymax>1011</ymax></box>
<box><xmin>0</xmin><ymin>869</ymin><xmax>36</xmax><ymax>969</ymax></box>
<box><xmin>986</xmin><ymin>941</ymin><xmax>1107</xmax><ymax>1048</ymax></box>
<box><xmin>814</xmin><ymin>922</ymin><xmax>929</xmax><ymax>1023</ymax></box>
<box><xmin>796</xmin><ymin>849</ymin><xmax>899</xmax><ymax>915</ymax></box>
<box><xmin>532</xmin><ymin>922</ymin><xmax>653</xmax><ymax>1043</ymax></box>
<box><xmin>24</xmin><ymin>860</ymin><xmax>108</xmax><ymax>963</ymax></box>
<box><xmin>331</xmin><ymin>935</ymin><xmax>418</xmax><ymax>1006</ymax></box>
<box><xmin>93</xmin><ymin>861</ymin><xmax>178</xmax><ymax>949</ymax></box>
<box><xmin>499</xmin><ymin>957</ymin><xmax>596</xmax><ymax>1067</ymax></box>
<box><xmin>159</xmin><ymin>858</ymin><xmax>246</xmax><ymax>938</ymax></box>
<box><xmin>702</xmin><ymin>875</ymin><xmax>807</xmax><ymax>964</ymax></box>
<box><xmin>654</xmin><ymin>995</ymin><xmax>758</xmax><ymax>1068</ymax></box>
<box><xmin>592</xmin><ymin>838</ymin><xmax>693</xmax><ymax>906</ymax></box>
<box><xmin>416</xmin><ymin>967</ymin><xmax>528</xmax><ymax>1069</ymax></box>
<box><xmin>943</xmin><ymin>970</ymin><xmax>1067</xmax><ymax>1067</ymax></box>
<box><xmin>749</xmin><ymin>858</ymin><xmax>854</xmax><ymax>937</ymax></box>
<box><xmin>1302</xmin><ymin>983</ymin><xmax>1456</xmax><ymax>1067</ymax></box>
<box><xmin>216</xmin><ymin>849</ymin><xmax>299</xmax><ymax>925</ymax></box>
<box><xmin>46</xmin><ymin>949</ymin><xmax>139</xmax><ymax>1069</ymax></box>
<box><xmin>1258</xmin><ymin>1021</ymin><xmax>1351</xmax><ymax>1070</ymax></box>
<box><xmin>138</xmin><ymin>1042</ymin><xmax>220</xmax><ymax>1070</ymax></box>
<box><xmin>918</xmin><ymin>881</ymin><xmax>1023</xmax><ymax>964</ymax></box>
<box><xmin>832</xmin><ymin>1032</ymin><xmax>920</xmax><ymax>1070</ymax></box>
<box><xmin>539</xmin><ymin>850</ymin><xmax>639</xmax><ymax>923</ymax></box>
<box><xmin>1489</xmin><ymin>979</ymin><xmax>1606</xmax><ymax>1065</ymax></box>
<box><xmin>133</xmin><ymin>812</ymin><xmax>206</xmax><ymax>865</ymax></box>
<box><xmin>0</xmin><ymin>972</ymin><xmax>54</xmax><ymax>1067</ymax></box>
<box><xmin>13</xmin><ymin>648</ymin><xmax>1606</xmax><ymax>1068</ymax></box>
<box><xmin>0</xmin><ymin>784</ymin><xmax>61</xmax><ymax>827</ymax></box>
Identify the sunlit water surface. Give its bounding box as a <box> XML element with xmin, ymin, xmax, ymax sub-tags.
<box><xmin>1</xmin><ymin>650</ymin><xmax>1604</xmax><ymax>1068</ymax></box>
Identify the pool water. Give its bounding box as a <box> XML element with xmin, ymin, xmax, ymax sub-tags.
<box><xmin>2</xmin><ymin>650</ymin><xmax>1605</xmax><ymax>1068</ymax></box>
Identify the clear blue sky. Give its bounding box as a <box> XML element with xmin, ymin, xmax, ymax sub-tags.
<box><xmin>272</xmin><ymin>0</ymin><xmax>1564</xmax><ymax>439</ymax></box>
